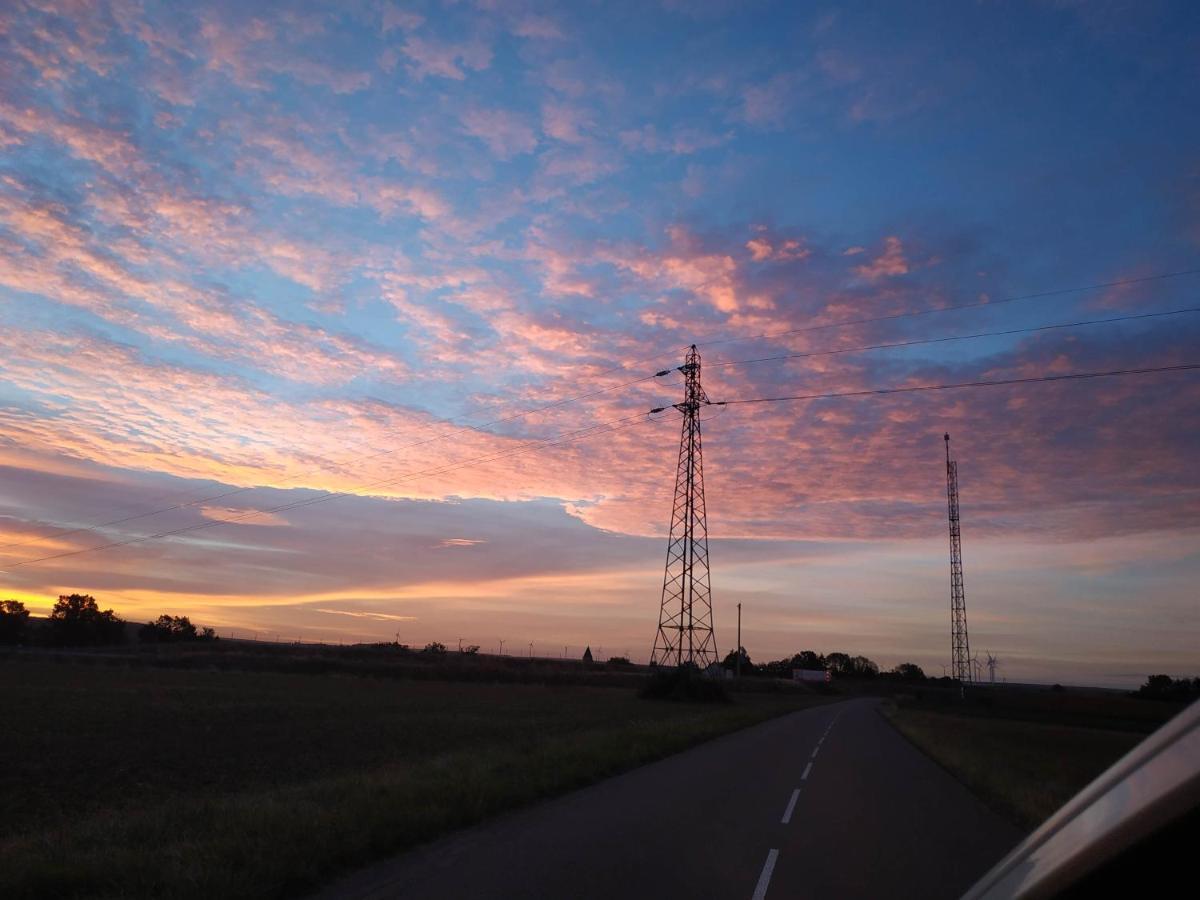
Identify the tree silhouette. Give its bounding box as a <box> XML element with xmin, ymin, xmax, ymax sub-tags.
<box><xmin>138</xmin><ymin>615</ymin><xmax>215</xmax><ymax>643</ymax></box>
<box><xmin>0</xmin><ymin>600</ymin><xmax>31</xmax><ymax>644</ymax></box>
<box><xmin>721</xmin><ymin>647</ymin><xmax>754</xmax><ymax>673</ymax></box>
<box><xmin>792</xmin><ymin>650</ymin><xmax>824</xmax><ymax>670</ymax></box>
<box><xmin>46</xmin><ymin>594</ymin><xmax>126</xmax><ymax>646</ymax></box>
<box><xmin>890</xmin><ymin>662</ymin><xmax>927</xmax><ymax>681</ymax></box>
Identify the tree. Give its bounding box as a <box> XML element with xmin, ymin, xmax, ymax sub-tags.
<box><xmin>850</xmin><ymin>655</ymin><xmax>880</xmax><ymax>678</ymax></box>
<box><xmin>1136</xmin><ymin>674</ymin><xmax>1200</xmax><ymax>701</ymax></box>
<box><xmin>721</xmin><ymin>647</ymin><xmax>754</xmax><ymax>673</ymax></box>
<box><xmin>138</xmin><ymin>615</ymin><xmax>215</xmax><ymax>643</ymax></box>
<box><xmin>422</xmin><ymin>641</ymin><xmax>447</xmax><ymax>655</ymax></box>
<box><xmin>0</xmin><ymin>600</ymin><xmax>31</xmax><ymax>644</ymax></box>
<box><xmin>824</xmin><ymin>652</ymin><xmax>852</xmax><ymax>676</ymax></box>
<box><xmin>46</xmin><ymin>594</ymin><xmax>126</xmax><ymax>646</ymax></box>
<box><xmin>890</xmin><ymin>662</ymin><xmax>927</xmax><ymax>682</ymax></box>
<box><xmin>824</xmin><ymin>652</ymin><xmax>879</xmax><ymax>678</ymax></box>
<box><xmin>461</xmin><ymin>644</ymin><xmax>480</xmax><ymax>655</ymax></box>
<box><xmin>792</xmin><ymin>650</ymin><xmax>824</xmax><ymax>671</ymax></box>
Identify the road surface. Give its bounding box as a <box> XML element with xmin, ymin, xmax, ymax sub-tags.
<box><xmin>316</xmin><ymin>697</ymin><xmax>1022</xmax><ymax>900</ymax></box>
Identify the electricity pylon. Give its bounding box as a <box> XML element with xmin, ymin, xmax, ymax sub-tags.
<box><xmin>651</xmin><ymin>345</ymin><xmax>718</xmax><ymax>668</ymax></box>
<box><xmin>945</xmin><ymin>433</ymin><xmax>972</xmax><ymax>685</ymax></box>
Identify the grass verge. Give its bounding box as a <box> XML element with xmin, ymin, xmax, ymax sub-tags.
<box><xmin>1</xmin><ymin>659</ymin><xmax>816</xmax><ymax>899</ymax></box>
<box><xmin>885</xmin><ymin>705</ymin><xmax>1142</xmax><ymax>830</ymax></box>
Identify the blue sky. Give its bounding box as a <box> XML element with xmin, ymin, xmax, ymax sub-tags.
<box><xmin>1</xmin><ymin>0</ymin><xmax>1198</xmax><ymax>685</ymax></box>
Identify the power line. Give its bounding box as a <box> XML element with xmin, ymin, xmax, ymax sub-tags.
<box><xmin>699</xmin><ymin>307</ymin><xmax>1200</xmax><ymax>371</ymax></box>
<box><xmin>704</xmin><ymin>363</ymin><xmax>1200</xmax><ymax>407</ymax></box>
<box><xmin>1</xmin><ymin>411</ymin><xmax>663</xmax><ymax>572</ymax></box>
<box><xmin>696</xmin><ymin>268</ymin><xmax>1200</xmax><ymax>350</ymax></box>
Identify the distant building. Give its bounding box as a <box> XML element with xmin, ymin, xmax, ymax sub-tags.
<box><xmin>582</xmin><ymin>646</ymin><xmax>593</xmax><ymax>662</ymax></box>
<box><xmin>793</xmin><ymin>668</ymin><xmax>830</xmax><ymax>684</ymax></box>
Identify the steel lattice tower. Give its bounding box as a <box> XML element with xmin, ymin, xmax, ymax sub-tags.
<box><xmin>651</xmin><ymin>345</ymin><xmax>718</xmax><ymax>668</ymax></box>
<box><xmin>945</xmin><ymin>433</ymin><xmax>972</xmax><ymax>684</ymax></box>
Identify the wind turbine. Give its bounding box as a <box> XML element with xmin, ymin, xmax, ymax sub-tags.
<box><xmin>986</xmin><ymin>652</ymin><xmax>999</xmax><ymax>685</ymax></box>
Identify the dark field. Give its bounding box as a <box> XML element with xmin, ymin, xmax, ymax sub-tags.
<box><xmin>0</xmin><ymin>656</ymin><xmax>819</xmax><ymax>899</ymax></box>
<box><xmin>885</xmin><ymin>686</ymin><xmax>1184</xmax><ymax>829</ymax></box>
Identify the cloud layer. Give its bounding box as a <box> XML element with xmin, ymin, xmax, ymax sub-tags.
<box><xmin>2</xmin><ymin>0</ymin><xmax>1199</xmax><ymax>685</ymax></box>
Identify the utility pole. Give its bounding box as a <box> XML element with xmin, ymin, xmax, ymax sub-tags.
<box><xmin>945</xmin><ymin>433</ymin><xmax>972</xmax><ymax>694</ymax></box>
<box><xmin>529</xmin><ymin>641</ymin><xmax>533</xmax><ymax>658</ymax></box>
<box><xmin>736</xmin><ymin>602</ymin><xmax>742</xmax><ymax>678</ymax></box>
<box><xmin>498</xmin><ymin>638</ymin><xmax>504</xmax><ymax>656</ymax></box>
<box><xmin>651</xmin><ymin>345</ymin><xmax>719</xmax><ymax>669</ymax></box>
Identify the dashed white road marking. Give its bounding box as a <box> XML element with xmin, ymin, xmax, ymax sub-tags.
<box><xmin>801</xmin><ymin>761</ymin><xmax>813</xmax><ymax>780</ymax></box>
<box><xmin>811</xmin><ymin>744</ymin><xmax>820</xmax><ymax>759</ymax></box>
<box><xmin>780</xmin><ymin>788</ymin><xmax>801</xmax><ymax>824</ymax></box>
<box><xmin>752</xmin><ymin>849</ymin><xmax>779</xmax><ymax>900</ymax></box>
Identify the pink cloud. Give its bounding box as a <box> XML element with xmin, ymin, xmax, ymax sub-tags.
<box><xmin>193</xmin><ymin>10</ymin><xmax>370</xmax><ymax>94</ymax></box>
<box><xmin>746</xmin><ymin>235</ymin><xmax>810</xmax><ymax>263</ymax></box>
<box><xmin>854</xmin><ymin>236</ymin><xmax>909</xmax><ymax>280</ymax></box>
<box><xmin>541</xmin><ymin>101</ymin><xmax>591</xmax><ymax>144</ymax></box>
<box><xmin>401</xmin><ymin>35</ymin><xmax>492</xmax><ymax>81</ymax></box>
<box><xmin>381</xmin><ymin>4</ymin><xmax>424</xmax><ymax>33</ymax></box>
<box><xmin>740</xmin><ymin>72</ymin><xmax>800</xmax><ymax>128</ymax></box>
<box><xmin>512</xmin><ymin>15</ymin><xmax>565</xmax><ymax>40</ymax></box>
<box><xmin>618</xmin><ymin>124</ymin><xmax>730</xmax><ymax>155</ymax></box>
<box><xmin>460</xmin><ymin>107</ymin><xmax>538</xmax><ymax>159</ymax></box>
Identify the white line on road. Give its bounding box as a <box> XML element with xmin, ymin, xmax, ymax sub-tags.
<box><xmin>752</xmin><ymin>848</ymin><xmax>779</xmax><ymax>900</ymax></box>
<box><xmin>801</xmin><ymin>761</ymin><xmax>813</xmax><ymax>780</ymax></box>
<box><xmin>780</xmin><ymin>788</ymin><xmax>801</xmax><ymax>824</ymax></box>
<box><xmin>811</xmin><ymin>744</ymin><xmax>820</xmax><ymax>758</ymax></box>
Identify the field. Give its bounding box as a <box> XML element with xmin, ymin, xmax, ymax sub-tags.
<box><xmin>0</xmin><ymin>654</ymin><xmax>819</xmax><ymax>899</ymax></box>
<box><xmin>884</xmin><ymin>686</ymin><xmax>1182</xmax><ymax>829</ymax></box>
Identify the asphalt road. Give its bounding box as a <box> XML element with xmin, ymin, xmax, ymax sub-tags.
<box><xmin>316</xmin><ymin>697</ymin><xmax>1022</xmax><ymax>900</ymax></box>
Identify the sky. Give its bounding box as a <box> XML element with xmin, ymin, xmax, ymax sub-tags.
<box><xmin>1</xmin><ymin>0</ymin><xmax>1198</xmax><ymax>687</ymax></box>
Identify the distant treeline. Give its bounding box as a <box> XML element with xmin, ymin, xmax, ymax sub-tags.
<box><xmin>721</xmin><ymin>647</ymin><xmax>928</xmax><ymax>682</ymax></box>
<box><xmin>1134</xmin><ymin>674</ymin><xmax>1200</xmax><ymax>701</ymax></box>
<box><xmin>0</xmin><ymin>595</ymin><xmax>216</xmax><ymax>647</ymax></box>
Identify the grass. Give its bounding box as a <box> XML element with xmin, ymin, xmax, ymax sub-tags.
<box><xmin>886</xmin><ymin>704</ymin><xmax>1145</xmax><ymax>830</ymax></box>
<box><xmin>0</xmin><ymin>658</ymin><xmax>818</xmax><ymax>899</ymax></box>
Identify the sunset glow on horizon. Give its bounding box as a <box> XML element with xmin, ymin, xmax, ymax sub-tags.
<box><xmin>2</xmin><ymin>0</ymin><xmax>1198</xmax><ymax>686</ymax></box>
